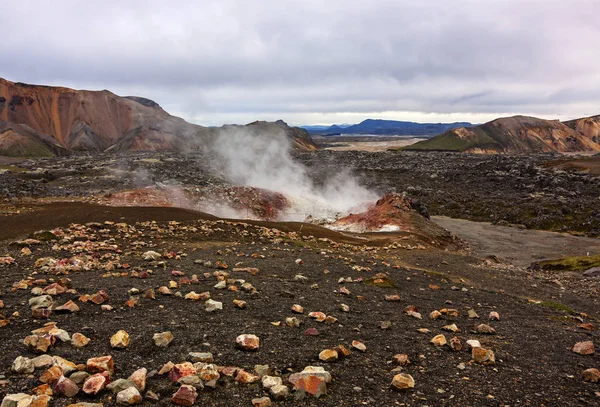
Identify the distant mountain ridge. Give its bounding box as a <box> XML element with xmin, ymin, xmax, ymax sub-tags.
<box><xmin>302</xmin><ymin>119</ymin><xmax>473</xmax><ymax>136</ymax></box>
<box><xmin>404</xmin><ymin>115</ymin><xmax>600</xmax><ymax>153</ymax></box>
<box><xmin>0</xmin><ymin>78</ymin><xmax>316</xmax><ymax>157</ymax></box>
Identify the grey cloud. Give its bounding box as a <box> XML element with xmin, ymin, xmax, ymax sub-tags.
<box><xmin>1</xmin><ymin>0</ymin><xmax>599</xmax><ymax>125</ymax></box>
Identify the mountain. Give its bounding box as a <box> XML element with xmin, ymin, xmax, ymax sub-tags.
<box><xmin>0</xmin><ymin>78</ymin><xmax>316</xmax><ymax>156</ymax></box>
<box><xmin>302</xmin><ymin>119</ymin><xmax>473</xmax><ymax>136</ymax></box>
<box><xmin>404</xmin><ymin>115</ymin><xmax>600</xmax><ymax>153</ymax></box>
<box><xmin>563</xmin><ymin>115</ymin><xmax>600</xmax><ymax>144</ymax></box>
<box><xmin>0</xmin><ymin>120</ymin><xmax>68</xmax><ymax>157</ymax></box>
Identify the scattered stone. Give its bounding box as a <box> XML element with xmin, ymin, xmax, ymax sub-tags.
<box><xmin>235</xmin><ymin>369</ymin><xmax>261</xmax><ymax>384</ymax></box>
<box><xmin>476</xmin><ymin>324</ymin><xmax>496</xmax><ymax>335</ymax></box>
<box><xmin>172</xmin><ymin>385</ymin><xmax>197</xmax><ymax>406</ymax></box>
<box><xmin>391</xmin><ymin>373</ymin><xmax>415</xmax><ymax>391</ymax></box>
<box><xmin>270</xmin><ymin>384</ymin><xmax>289</xmax><ymax>400</ymax></box>
<box><xmin>205</xmin><ymin>299</ymin><xmax>223</xmax><ymax>312</ymax></box>
<box><xmin>304</xmin><ymin>328</ymin><xmax>319</xmax><ymax>336</ymax></box>
<box><xmin>83</xmin><ymin>373</ymin><xmax>108</xmax><ymax>395</ymax></box>
<box><xmin>233</xmin><ymin>299</ymin><xmax>247</xmax><ymax>309</ymax></box>
<box><xmin>489</xmin><ymin>311</ymin><xmax>501</xmax><ymax>321</ymax></box>
<box><xmin>291</xmin><ymin>304</ymin><xmax>304</xmax><ymax>313</ymax></box>
<box><xmin>289</xmin><ymin>366</ymin><xmax>332</xmax><ymax>385</ymax></box>
<box><xmin>351</xmin><ymin>340</ymin><xmax>366</xmax><ymax>352</ymax></box>
<box><xmin>153</xmin><ymin>331</ymin><xmax>174</xmax><ymax>347</ymax></box>
<box><xmin>466</xmin><ymin>339</ymin><xmax>481</xmax><ymax>348</ymax></box>
<box><xmin>87</xmin><ymin>356</ymin><xmax>114</xmax><ymax>374</ymax></box>
<box><xmin>450</xmin><ymin>336</ymin><xmax>462</xmax><ymax>351</ymax></box>
<box><xmin>430</xmin><ymin>310</ymin><xmax>442</xmax><ymax>320</ymax></box>
<box><xmin>0</xmin><ymin>394</ymin><xmax>33</xmax><ymax>407</ymax></box>
<box><xmin>110</xmin><ymin>330</ymin><xmax>130</xmax><ymax>348</ymax></box>
<box><xmin>583</xmin><ymin>368</ymin><xmax>600</xmax><ymax>382</ymax></box>
<box><xmin>116</xmin><ymin>387</ymin><xmax>142</xmax><ymax>405</ymax></box>
<box><xmin>573</xmin><ymin>341</ymin><xmax>595</xmax><ymax>355</ymax></box>
<box><xmin>169</xmin><ymin>363</ymin><xmax>196</xmax><ymax>382</ymax></box>
<box><xmin>69</xmin><ymin>371</ymin><xmax>90</xmax><ymax>385</ymax></box>
<box><xmin>262</xmin><ymin>375</ymin><xmax>282</xmax><ymax>389</ymax></box>
<box><xmin>40</xmin><ymin>366</ymin><xmax>63</xmax><ymax>385</ymax></box>
<box><xmin>236</xmin><ymin>334</ymin><xmax>260</xmax><ymax>351</ymax></box>
<box><xmin>107</xmin><ymin>379</ymin><xmax>136</xmax><ymax>394</ymax></box>
<box><xmin>431</xmin><ymin>334</ymin><xmax>447</xmax><ymax>346</ymax></box>
<box><xmin>293</xmin><ymin>375</ymin><xmax>326</xmax><ymax>398</ymax></box>
<box><xmin>393</xmin><ymin>354</ymin><xmax>410</xmax><ymax>366</ymax></box>
<box><xmin>189</xmin><ymin>352</ymin><xmax>214</xmax><ymax>363</ymax></box>
<box><xmin>12</xmin><ymin>356</ymin><xmax>34</xmax><ymax>374</ymax></box>
<box><xmin>442</xmin><ymin>323</ymin><xmax>460</xmax><ymax>333</ymax></box>
<box><xmin>128</xmin><ymin>368</ymin><xmax>147</xmax><ymax>392</ymax></box>
<box><xmin>142</xmin><ymin>251</ymin><xmax>162</xmax><ymax>261</ymax></box>
<box><xmin>71</xmin><ymin>333</ymin><xmax>91</xmax><ymax>348</ymax></box>
<box><xmin>24</xmin><ymin>335</ymin><xmax>51</xmax><ymax>353</ymax></box>
<box><xmin>319</xmin><ymin>349</ymin><xmax>338</xmax><ymax>362</ymax></box>
<box><xmin>472</xmin><ymin>347</ymin><xmax>496</xmax><ymax>364</ymax></box>
<box><xmin>55</xmin><ymin>300</ymin><xmax>80</xmax><ymax>313</ymax></box>
<box><xmin>468</xmin><ymin>309</ymin><xmax>480</xmax><ymax>319</ymax></box>
<box><xmin>54</xmin><ymin>375</ymin><xmax>80</xmax><ymax>397</ymax></box>
<box><xmin>252</xmin><ymin>397</ymin><xmax>272</xmax><ymax>407</ymax></box>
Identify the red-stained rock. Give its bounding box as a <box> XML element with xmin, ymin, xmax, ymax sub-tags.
<box><xmin>172</xmin><ymin>384</ymin><xmax>197</xmax><ymax>406</ymax></box>
<box><xmin>168</xmin><ymin>362</ymin><xmax>196</xmax><ymax>383</ymax></box>
<box><xmin>293</xmin><ymin>375</ymin><xmax>326</xmax><ymax>398</ymax></box>
<box><xmin>87</xmin><ymin>356</ymin><xmax>114</xmax><ymax>374</ymax></box>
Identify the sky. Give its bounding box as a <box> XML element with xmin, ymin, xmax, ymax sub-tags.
<box><xmin>1</xmin><ymin>0</ymin><xmax>599</xmax><ymax>126</ymax></box>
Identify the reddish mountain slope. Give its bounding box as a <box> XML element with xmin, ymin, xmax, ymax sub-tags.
<box><xmin>0</xmin><ymin>78</ymin><xmax>316</xmax><ymax>156</ymax></box>
<box><xmin>405</xmin><ymin>115</ymin><xmax>600</xmax><ymax>153</ymax></box>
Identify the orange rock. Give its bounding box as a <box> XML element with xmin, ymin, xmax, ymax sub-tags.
<box><xmin>293</xmin><ymin>375</ymin><xmax>326</xmax><ymax>398</ymax></box>
<box><xmin>87</xmin><ymin>355</ymin><xmax>114</xmax><ymax>374</ymax></box>
<box><xmin>40</xmin><ymin>366</ymin><xmax>63</xmax><ymax>385</ymax></box>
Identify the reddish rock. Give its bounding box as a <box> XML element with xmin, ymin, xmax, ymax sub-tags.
<box><xmin>235</xmin><ymin>369</ymin><xmax>261</xmax><ymax>384</ymax></box>
<box><xmin>87</xmin><ymin>356</ymin><xmax>114</xmax><ymax>374</ymax></box>
<box><xmin>53</xmin><ymin>375</ymin><xmax>79</xmax><ymax>397</ymax></box>
<box><xmin>168</xmin><ymin>362</ymin><xmax>196</xmax><ymax>383</ymax></box>
<box><xmin>236</xmin><ymin>334</ymin><xmax>260</xmax><ymax>351</ymax></box>
<box><xmin>83</xmin><ymin>373</ymin><xmax>108</xmax><ymax>395</ymax></box>
<box><xmin>128</xmin><ymin>368</ymin><xmax>147</xmax><ymax>391</ymax></box>
<box><xmin>24</xmin><ymin>335</ymin><xmax>52</xmax><ymax>353</ymax></box>
<box><xmin>172</xmin><ymin>384</ymin><xmax>197</xmax><ymax>406</ymax></box>
<box><xmin>583</xmin><ymin>368</ymin><xmax>600</xmax><ymax>382</ymax></box>
<box><xmin>55</xmin><ymin>300</ymin><xmax>80</xmax><ymax>313</ymax></box>
<box><xmin>304</xmin><ymin>328</ymin><xmax>319</xmax><ymax>336</ymax></box>
<box><xmin>293</xmin><ymin>375</ymin><xmax>326</xmax><ymax>398</ymax></box>
<box><xmin>573</xmin><ymin>341</ymin><xmax>595</xmax><ymax>355</ymax></box>
<box><xmin>393</xmin><ymin>354</ymin><xmax>410</xmax><ymax>366</ymax></box>
<box><xmin>336</xmin><ymin>345</ymin><xmax>351</xmax><ymax>358</ymax></box>
<box><xmin>32</xmin><ymin>308</ymin><xmax>51</xmax><ymax>319</ymax></box>
<box><xmin>40</xmin><ymin>366</ymin><xmax>63</xmax><ymax>385</ymax></box>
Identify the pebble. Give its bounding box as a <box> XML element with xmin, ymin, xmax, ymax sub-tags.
<box><xmin>391</xmin><ymin>373</ymin><xmax>415</xmax><ymax>391</ymax></box>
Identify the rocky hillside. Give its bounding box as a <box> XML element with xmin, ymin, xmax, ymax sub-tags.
<box><xmin>404</xmin><ymin>115</ymin><xmax>600</xmax><ymax>153</ymax></box>
<box><xmin>563</xmin><ymin>115</ymin><xmax>600</xmax><ymax>144</ymax></box>
<box><xmin>0</xmin><ymin>79</ymin><xmax>316</xmax><ymax>156</ymax></box>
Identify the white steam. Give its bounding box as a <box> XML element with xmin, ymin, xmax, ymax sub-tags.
<box><xmin>209</xmin><ymin>127</ymin><xmax>377</xmax><ymax>220</ymax></box>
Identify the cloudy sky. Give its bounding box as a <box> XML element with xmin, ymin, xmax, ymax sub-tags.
<box><xmin>2</xmin><ymin>0</ymin><xmax>599</xmax><ymax>126</ymax></box>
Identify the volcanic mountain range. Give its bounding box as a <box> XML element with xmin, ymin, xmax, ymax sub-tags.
<box><xmin>2</xmin><ymin>77</ymin><xmax>600</xmax><ymax>156</ymax></box>
<box><xmin>0</xmin><ymin>78</ymin><xmax>315</xmax><ymax>157</ymax></box>
<box><xmin>405</xmin><ymin>115</ymin><xmax>600</xmax><ymax>153</ymax></box>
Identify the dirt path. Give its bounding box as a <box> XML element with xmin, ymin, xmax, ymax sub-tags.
<box><xmin>433</xmin><ymin>215</ymin><xmax>600</xmax><ymax>267</ymax></box>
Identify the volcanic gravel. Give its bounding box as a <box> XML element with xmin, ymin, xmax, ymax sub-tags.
<box><xmin>0</xmin><ymin>207</ymin><xmax>600</xmax><ymax>406</ymax></box>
